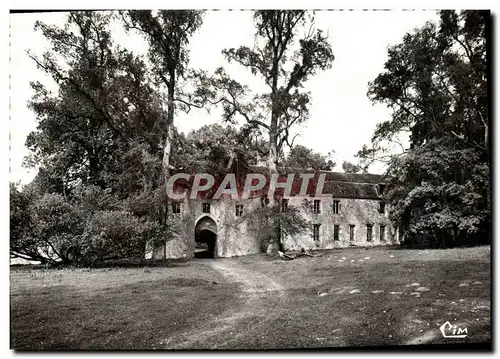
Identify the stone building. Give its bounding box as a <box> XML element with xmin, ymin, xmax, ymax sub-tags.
<box><xmin>148</xmin><ymin>168</ymin><xmax>400</xmax><ymax>260</ymax></box>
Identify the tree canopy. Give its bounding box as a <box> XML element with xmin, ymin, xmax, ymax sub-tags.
<box><xmin>283</xmin><ymin>145</ymin><xmax>335</xmax><ymax>171</ymax></box>
<box><xmin>201</xmin><ymin>11</ymin><xmax>334</xmax><ymax>175</ymax></box>
<box><xmin>359</xmin><ymin>10</ymin><xmax>489</xmax><ymax>247</ymax></box>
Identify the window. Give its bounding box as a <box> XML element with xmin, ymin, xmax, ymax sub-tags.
<box><xmin>313</xmin><ymin>224</ymin><xmax>320</xmax><ymax>245</ymax></box>
<box><xmin>378</xmin><ymin>184</ymin><xmax>387</xmax><ymax>195</ymax></box>
<box><xmin>380</xmin><ymin>225</ymin><xmax>386</xmax><ymax>242</ymax></box>
<box><xmin>349</xmin><ymin>225</ymin><xmax>355</xmax><ymax>242</ymax></box>
<box><xmin>366</xmin><ymin>224</ymin><xmax>373</xmax><ymax>242</ymax></box>
<box><xmin>261</xmin><ymin>194</ymin><xmax>269</xmax><ymax>208</ymax></box>
<box><xmin>202</xmin><ymin>203</ymin><xmax>211</xmax><ymax>213</ymax></box>
<box><xmin>171</xmin><ymin>202</ymin><xmax>181</xmax><ymax>214</ymax></box>
<box><xmin>281</xmin><ymin>198</ymin><xmax>289</xmax><ymax>212</ymax></box>
<box><xmin>313</xmin><ymin>199</ymin><xmax>321</xmax><ymax>214</ymax></box>
<box><xmin>332</xmin><ymin>200</ymin><xmax>340</xmax><ymax>214</ymax></box>
<box><xmin>235</xmin><ymin>204</ymin><xmax>243</xmax><ymax>217</ymax></box>
<box><xmin>379</xmin><ymin>201</ymin><xmax>386</xmax><ymax>214</ymax></box>
<box><xmin>334</xmin><ymin>224</ymin><xmax>340</xmax><ymax>241</ymax></box>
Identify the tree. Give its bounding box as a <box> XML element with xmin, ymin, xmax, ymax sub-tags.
<box><xmin>341</xmin><ymin>161</ymin><xmax>366</xmax><ymax>174</ymax></box>
<box><xmin>224</xmin><ymin>11</ymin><xmax>333</xmax><ymax>174</ymax></box>
<box><xmin>360</xmin><ymin>10</ymin><xmax>489</xmax><ymax>247</ymax></box>
<box><xmin>283</xmin><ymin>145</ymin><xmax>335</xmax><ymax>171</ymax></box>
<box><xmin>205</xmin><ymin>11</ymin><xmax>334</xmax><ymax>183</ymax></box>
<box><xmin>10</xmin><ymin>184</ymin><xmax>40</xmax><ymax>263</ymax></box>
<box><xmin>120</xmin><ymin>10</ymin><xmax>205</xmax><ymax>186</ymax></box>
<box><xmin>17</xmin><ymin>11</ymin><xmax>180</xmax><ymax>264</ymax></box>
<box><xmin>27</xmin><ymin>11</ymin><xmax>167</xmax><ymax>196</ymax></box>
<box><xmin>199</xmin><ymin>11</ymin><xmax>334</xmax><ymax>254</ymax></box>
<box><xmin>10</xmin><ymin>182</ymin><xmax>175</xmax><ymax>265</ymax></box>
<box><xmin>173</xmin><ymin>123</ymin><xmax>265</xmax><ymax>174</ymax></box>
<box><xmin>10</xmin><ymin>186</ymin><xmax>85</xmax><ymax>265</ymax></box>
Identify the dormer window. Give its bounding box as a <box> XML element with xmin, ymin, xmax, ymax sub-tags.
<box><xmin>377</xmin><ymin>184</ymin><xmax>387</xmax><ymax>196</ymax></box>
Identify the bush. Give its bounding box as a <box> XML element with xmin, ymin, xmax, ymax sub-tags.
<box><xmin>78</xmin><ymin>211</ymin><xmax>148</xmax><ymax>263</ymax></box>
<box><xmin>10</xmin><ymin>189</ymin><xmax>84</xmax><ymax>264</ymax></box>
<box><xmin>10</xmin><ymin>182</ymin><xmax>177</xmax><ymax>265</ymax></box>
<box><xmin>10</xmin><ymin>184</ymin><xmax>39</xmax><ymax>262</ymax></box>
<box><xmin>78</xmin><ymin>210</ymin><xmax>177</xmax><ymax>264</ymax></box>
<box><xmin>31</xmin><ymin>193</ymin><xmax>84</xmax><ymax>263</ymax></box>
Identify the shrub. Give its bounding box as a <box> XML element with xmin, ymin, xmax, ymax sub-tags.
<box><xmin>10</xmin><ymin>182</ymin><xmax>177</xmax><ymax>265</ymax></box>
<box><xmin>10</xmin><ymin>189</ymin><xmax>84</xmax><ymax>264</ymax></box>
<box><xmin>78</xmin><ymin>210</ymin><xmax>177</xmax><ymax>264</ymax></box>
<box><xmin>78</xmin><ymin>210</ymin><xmax>147</xmax><ymax>263</ymax></box>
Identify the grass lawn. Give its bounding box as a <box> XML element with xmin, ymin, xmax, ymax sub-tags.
<box><xmin>10</xmin><ymin>246</ymin><xmax>491</xmax><ymax>350</ymax></box>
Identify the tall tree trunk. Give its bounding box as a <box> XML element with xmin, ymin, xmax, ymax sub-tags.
<box><xmin>268</xmin><ymin>122</ymin><xmax>279</xmax><ymax>196</ymax></box>
<box><xmin>163</xmin><ymin>90</ymin><xmax>174</xmax><ymax>182</ymax></box>
<box><xmin>268</xmin><ymin>57</ymin><xmax>280</xmax><ymax>206</ymax></box>
<box><xmin>161</xmin><ymin>84</ymin><xmax>175</xmax><ymax>259</ymax></box>
<box><xmin>266</xmin><ymin>141</ymin><xmax>280</xmax><ymax>255</ymax></box>
<box><xmin>266</xmin><ymin>61</ymin><xmax>280</xmax><ymax>254</ymax></box>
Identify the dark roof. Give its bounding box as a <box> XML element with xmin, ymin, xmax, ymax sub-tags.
<box><xmin>247</xmin><ymin>166</ymin><xmax>386</xmax><ymax>199</ymax></box>
<box><xmin>171</xmin><ymin>166</ymin><xmax>386</xmax><ymax>200</ymax></box>
<box><xmin>323</xmin><ymin>181</ymin><xmax>381</xmax><ymax>200</ymax></box>
<box><xmin>247</xmin><ymin>165</ymin><xmax>385</xmax><ymax>184</ymax></box>
<box><xmin>320</xmin><ymin>171</ymin><xmax>385</xmax><ymax>185</ymax></box>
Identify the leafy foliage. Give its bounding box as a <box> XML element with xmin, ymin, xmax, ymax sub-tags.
<box><xmin>172</xmin><ymin>123</ymin><xmax>265</xmax><ymax>174</ymax></box>
<box><xmin>283</xmin><ymin>145</ymin><xmax>335</xmax><ymax>171</ymax></box>
<box><xmin>341</xmin><ymin>161</ymin><xmax>366</xmax><ymax>174</ymax></box>
<box><xmin>11</xmin><ymin>11</ymin><xmax>194</xmax><ymax>264</ymax></box>
<box><xmin>26</xmin><ymin>11</ymin><xmax>167</xmax><ymax>193</ymax></box>
<box><xmin>79</xmin><ymin>211</ymin><xmax>158</xmax><ymax>263</ymax></box>
<box><xmin>121</xmin><ymin>10</ymin><xmax>205</xmax><ymax>179</ymax></box>
<box><xmin>360</xmin><ymin>10</ymin><xmax>490</xmax><ymax>247</ymax></box>
<box><xmin>245</xmin><ymin>202</ymin><xmax>310</xmax><ymax>253</ymax></box>
<box><xmin>10</xmin><ymin>182</ymin><xmax>176</xmax><ymax>265</ymax></box>
<box><xmin>199</xmin><ymin>11</ymin><xmax>334</xmax><ymax>177</ymax></box>
<box><xmin>10</xmin><ymin>184</ymin><xmax>40</xmax><ymax>262</ymax></box>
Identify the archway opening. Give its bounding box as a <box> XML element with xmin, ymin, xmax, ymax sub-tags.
<box><xmin>195</xmin><ymin>230</ymin><xmax>217</xmax><ymax>258</ymax></box>
<box><xmin>194</xmin><ymin>216</ymin><xmax>217</xmax><ymax>259</ymax></box>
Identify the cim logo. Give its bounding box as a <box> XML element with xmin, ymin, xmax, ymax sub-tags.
<box><xmin>440</xmin><ymin>321</ymin><xmax>468</xmax><ymax>339</ymax></box>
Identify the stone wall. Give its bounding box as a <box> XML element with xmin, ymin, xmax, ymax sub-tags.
<box><xmin>152</xmin><ymin>197</ymin><xmax>263</xmax><ymax>259</ymax></box>
<box><xmin>153</xmin><ymin>195</ymin><xmax>399</xmax><ymax>259</ymax></box>
<box><xmin>282</xmin><ymin>197</ymin><xmax>399</xmax><ymax>251</ymax></box>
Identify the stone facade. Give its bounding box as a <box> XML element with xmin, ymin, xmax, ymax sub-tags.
<box><xmin>148</xmin><ymin>171</ymin><xmax>400</xmax><ymax>259</ymax></box>
<box><xmin>281</xmin><ymin>197</ymin><xmax>398</xmax><ymax>251</ymax></box>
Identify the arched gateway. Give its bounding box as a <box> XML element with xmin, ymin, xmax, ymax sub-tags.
<box><xmin>194</xmin><ymin>216</ymin><xmax>217</xmax><ymax>258</ymax></box>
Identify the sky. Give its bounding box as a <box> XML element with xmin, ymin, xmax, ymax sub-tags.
<box><xmin>9</xmin><ymin>10</ymin><xmax>440</xmax><ymax>185</ymax></box>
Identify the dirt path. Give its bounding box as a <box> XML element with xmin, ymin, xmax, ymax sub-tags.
<box><xmin>162</xmin><ymin>259</ymin><xmax>285</xmax><ymax>349</ymax></box>
<box><xmin>211</xmin><ymin>260</ymin><xmax>285</xmax><ymax>296</ymax></box>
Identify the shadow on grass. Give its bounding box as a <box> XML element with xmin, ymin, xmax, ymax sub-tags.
<box><xmin>11</xmin><ymin>277</ymin><xmax>241</xmax><ymax>350</ymax></box>
<box><xmin>10</xmin><ymin>258</ymin><xmax>192</xmax><ymax>271</ymax></box>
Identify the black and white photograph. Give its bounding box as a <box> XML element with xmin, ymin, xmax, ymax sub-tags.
<box><xmin>8</xmin><ymin>6</ymin><xmax>492</xmax><ymax>352</ymax></box>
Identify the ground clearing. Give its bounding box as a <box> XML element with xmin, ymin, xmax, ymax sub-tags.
<box><xmin>10</xmin><ymin>246</ymin><xmax>491</xmax><ymax>350</ymax></box>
